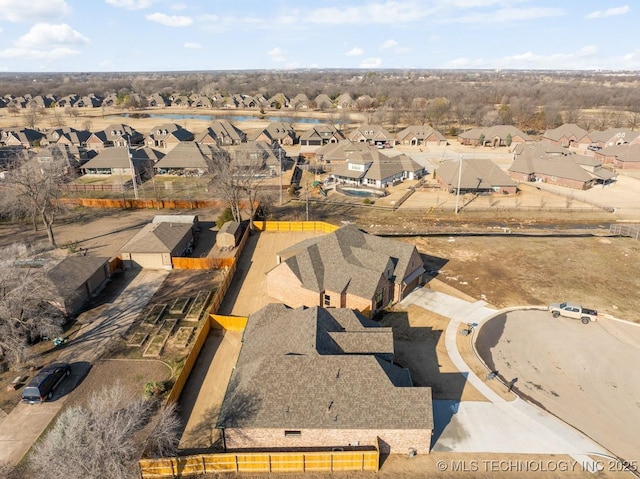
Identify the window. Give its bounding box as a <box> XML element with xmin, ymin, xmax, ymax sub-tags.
<box><xmin>284</xmin><ymin>430</ymin><xmax>301</xmax><ymax>437</ymax></box>
<box><xmin>324</xmin><ymin>295</ymin><xmax>331</xmax><ymax>307</ymax></box>
<box><xmin>375</xmin><ymin>290</ymin><xmax>384</xmax><ymax>309</ymax></box>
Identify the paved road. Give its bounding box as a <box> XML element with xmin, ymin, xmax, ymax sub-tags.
<box><xmin>398</xmin><ymin>288</ymin><xmax>605</xmax><ymax>467</ymax></box>
<box><xmin>0</xmin><ymin>269</ymin><xmax>168</xmax><ymax>467</ymax></box>
<box><xmin>476</xmin><ymin>309</ymin><xmax>640</xmax><ymax>463</ymax></box>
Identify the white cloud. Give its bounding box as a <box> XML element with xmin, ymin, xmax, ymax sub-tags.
<box><xmin>445</xmin><ymin>45</ymin><xmax>601</xmax><ymax>70</ymax></box>
<box><xmin>455</xmin><ymin>7</ymin><xmax>563</xmax><ymax>23</ymax></box>
<box><xmin>346</xmin><ymin>47</ymin><xmax>364</xmax><ymax>56</ymax></box>
<box><xmin>380</xmin><ymin>39</ymin><xmax>398</xmax><ymax>49</ymax></box>
<box><xmin>184</xmin><ymin>42</ymin><xmax>202</xmax><ymax>49</ymax></box>
<box><xmin>360</xmin><ymin>57</ymin><xmax>382</xmax><ymax>68</ymax></box>
<box><xmin>586</xmin><ymin>5</ymin><xmax>630</xmax><ymax>19</ymax></box>
<box><xmin>170</xmin><ymin>2</ymin><xmax>187</xmax><ymax>10</ymax></box>
<box><xmin>146</xmin><ymin>12</ymin><xmax>193</xmax><ymax>27</ymax></box>
<box><xmin>0</xmin><ymin>23</ymin><xmax>89</xmax><ymax>60</ymax></box>
<box><xmin>267</xmin><ymin>47</ymin><xmax>286</xmax><ymax>62</ymax></box>
<box><xmin>105</xmin><ymin>0</ymin><xmax>154</xmax><ymax>9</ymax></box>
<box><xmin>0</xmin><ymin>0</ymin><xmax>71</xmax><ymax>22</ymax></box>
<box><xmin>307</xmin><ymin>2</ymin><xmax>426</xmax><ymax>25</ymax></box>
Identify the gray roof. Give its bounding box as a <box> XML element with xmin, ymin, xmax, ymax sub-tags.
<box><xmin>47</xmin><ymin>256</ymin><xmax>110</xmax><ymax>292</ymax></box>
<box><xmin>217</xmin><ymin>304</ymin><xmax>432</xmax><ymax>431</ymax></box>
<box><xmin>275</xmin><ymin>224</ymin><xmax>421</xmax><ymax>297</ymax></box>
<box><xmin>396</xmin><ymin>125</ymin><xmax>446</xmax><ymax>142</ymax></box>
<box><xmin>459</xmin><ymin>125</ymin><xmax>531</xmax><ymax>142</ymax></box>
<box><xmin>81</xmin><ymin>147</ymin><xmax>155</xmax><ymax>169</ymax></box>
<box><xmin>154</xmin><ymin>142</ymin><xmax>221</xmax><ymax>169</ymax></box>
<box><xmin>119</xmin><ymin>222</ymin><xmax>192</xmax><ymax>253</ymax></box>
<box><xmin>509</xmin><ymin>154</ymin><xmax>594</xmax><ymax>182</ymax></box>
<box><xmin>542</xmin><ymin>124</ymin><xmax>589</xmax><ymax>142</ymax></box>
<box><xmin>437</xmin><ymin>158</ymin><xmax>517</xmax><ymax>189</ymax></box>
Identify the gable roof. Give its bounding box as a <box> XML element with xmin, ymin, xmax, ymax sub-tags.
<box><xmin>119</xmin><ymin>222</ymin><xmax>192</xmax><ymax>254</ymax></box>
<box><xmin>275</xmin><ymin>224</ymin><xmax>421</xmax><ymax>297</ymax></box>
<box><xmin>396</xmin><ymin>125</ymin><xmax>446</xmax><ymax>142</ymax></box>
<box><xmin>47</xmin><ymin>256</ymin><xmax>110</xmax><ymax>293</ymax></box>
<box><xmin>154</xmin><ymin>141</ymin><xmax>221</xmax><ymax>169</ymax></box>
<box><xmin>81</xmin><ymin>147</ymin><xmax>156</xmax><ymax>169</ymax></box>
<box><xmin>437</xmin><ymin>158</ymin><xmax>517</xmax><ymax>189</ymax></box>
<box><xmin>542</xmin><ymin>124</ymin><xmax>589</xmax><ymax>143</ymax></box>
<box><xmin>217</xmin><ymin>303</ymin><xmax>432</xmax><ymax>431</ymax></box>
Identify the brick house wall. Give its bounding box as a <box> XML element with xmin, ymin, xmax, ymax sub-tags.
<box><xmin>535</xmin><ymin>174</ymin><xmax>589</xmax><ymax>190</ymax></box>
<box><xmin>614</xmin><ymin>159</ymin><xmax>640</xmax><ymax>169</ymax></box>
<box><xmin>267</xmin><ymin>264</ymin><xmax>321</xmax><ymax>307</ymax></box>
<box><xmin>222</xmin><ymin>427</ymin><xmax>433</xmax><ymax>455</ymax></box>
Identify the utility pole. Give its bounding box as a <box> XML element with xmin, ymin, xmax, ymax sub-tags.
<box><xmin>279</xmin><ymin>148</ymin><xmax>283</xmax><ymax>205</ymax></box>
<box><xmin>306</xmin><ymin>180</ymin><xmax>310</xmax><ymax>221</ymax></box>
<box><xmin>455</xmin><ymin>156</ymin><xmax>462</xmax><ymax>214</ymax></box>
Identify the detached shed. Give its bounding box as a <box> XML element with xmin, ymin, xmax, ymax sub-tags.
<box><xmin>216</xmin><ymin>221</ymin><xmax>242</xmax><ymax>248</ymax></box>
<box><xmin>47</xmin><ymin>256</ymin><xmax>111</xmax><ymax>316</ymax></box>
<box><xmin>119</xmin><ymin>222</ymin><xmax>193</xmax><ymax>269</ymax></box>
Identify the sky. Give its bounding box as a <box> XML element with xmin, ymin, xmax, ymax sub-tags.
<box><xmin>0</xmin><ymin>0</ymin><xmax>638</xmax><ymax>72</ymax></box>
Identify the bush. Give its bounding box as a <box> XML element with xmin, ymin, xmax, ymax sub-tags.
<box><xmin>216</xmin><ymin>207</ymin><xmax>235</xmax><ymax>228</ymax></box>
<box><xmin>144</xmin><ymin>380</ymin><xmax>171</xmax><ymax>398</ymax></box>
<box><xmin>362</xmin><ymin>198</ymin><xmax>373</xmax><ymax>205</ymax></box>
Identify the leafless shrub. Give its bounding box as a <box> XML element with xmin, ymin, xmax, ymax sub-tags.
<box><xmin>28</xmin><ymin>383</ymin><xmax>181</xmax><ymax>479</ymax></box>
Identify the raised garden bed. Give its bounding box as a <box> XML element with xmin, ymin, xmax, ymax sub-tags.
<box><xmin>170</xmin><ymin>297</ymin><xmax>191</xmax><ymax>315</ymax></box>
<box><xmin>144</xmin><ymin>304</ymin><xmax>167</xmax><ymax>325</ymax></box>
<box><xmin>184</xmin><ymin>290</ymin><xmax>213</xmax><ymax>321</ymax></box>
<box><xmin>173</xmin><ymin>327</ymin><xmax>195</xmax><ymax>349</ymax></box>
<box><xmin>143</xmin><ymin>319</ymin><xmax>178</xmax><ymax>357</ymax></box>
<box><xmin>126</xmin><ymin>331</ymin><xmax>149</xmax><ymax>348</ymax></box>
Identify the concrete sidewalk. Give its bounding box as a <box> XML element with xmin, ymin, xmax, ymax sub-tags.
<box><xmin>400</xmin><ymin>287</ymin><xmax>605</xmax><ymax>465</ymax></box>
<box><xmin>0</xmin><ymin>269</ymin><xmax>168</xmax><ymax>467</ymax></box>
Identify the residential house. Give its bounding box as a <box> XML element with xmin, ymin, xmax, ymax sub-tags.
<box><xmin>251</xmin><ymin>122</ymin><xmax>297</xmax><ymax>146</ymax></box>
<box><xmin>458</xmin><ymin>125</ymin><xmax>532</xmax><ymax>148</ymax></box>
<box><xmin>144</xmin><ymin>123</ymin><xmax>194</xmax><ymax>149</ymax></box>
<box><xmin>80</xmin><ymin>146</ymin><xmax>157</xmax><ymax>179</ymax></box>
<box><xmin>290</xmin><ymin>93</ymin><xmax>310</xmax><ymax>109</ymax></box>
<box><xmin>43</xmin><ymin>126</ymin><xmax>91</xmax><ymax>148</ymax></box>
<box><xmin>313</xmin><ymin>94</ymin><xmax>333</xmax><ymax>109</ymax></box>
<box><xmin>36</xmin><ymin>144</ymin><xmax>89</xmax><ymax>175</ymax></box>
<box><xmin>595</xmin><ymin>144</ymin><xmax>640</xmax><ymax>170</ymax></box>
<box><xmin>86</xmin><ymin>124</ymin><xmax>144</xmax><ymax>151</ymax></box>
<box><xmin>541</xmin><ymin>124</ymin><xmax>590</xmax><ymax>149</ymax></box>
<box><xmin>267</xmin><ymin>224</ymin><xmax>426</xmax><ymax>313</ymax></box>
<box><xmin>154</xmin><ymin>141</ymin><xmax>222</xmax><ymax>176</ymax></box>
<box><xmin>299</xmin><ymin>124</ymin><xmax>345</xmax><ymax>147</ymax></box>
<box><xmin>119</xmin><ymin>221</ymin><xmax>194</xmax><ymax>269</ymax></box>
<box><xmin>217</xmin><ymin>303</ymin><xmax>433</xmax><ymax>454</ymax></box>
<box><xmin>589</xmin><ymin>128</ymin><xmax>640</xmax><ymax>149</ymax></box>
<box><xmin>315</xmin><ymin>140</ymin><xmax>376</xmax><ymax>164</ymax></box>
<box><xmin>47</xmin><ymin>256</ymin><xmax>111</xmax><ymax>316</ymax></box>
<box><xmin>330</xmin><ymin>147</ymin><xmax>424</xmax><ymax>188</ymax></box>
<box><xmin>335</xmin><ymin>93</ymin><xmax>354</xmax><ymax>109</ymax></box>
<box><xmin>228</xmin><ymin>141</ymin><xmax>282</xmax><ymax>175</ymax></box>
<box><xmin>396</xmin><ymin>126</ymin><xmax>447</xmax><ymax>146</ymax></box>
<box><xmin>436</xmin><ymin>158</ymin><xmax>518</xmax><ymax>195</ymax></box>
<box><xmin>148</xmin><ymin>93</ymin><xmax>170</xmax><ymax>107</ymax></box>
<box><xmin>348</xmin><ymin>125</ymin><xmax>395</xmax><ymax>147</ymax></box>
<box><xmin>0</xmin><ymin>128</ymin><xmax>44</xmax><ymax>148</ymax></box>
<box><xmin>76</xmin><ymin>94</ymin><xmax>103</xmax><ymax>108</ymax></box>
<box><xmin>194</xmin><ymin>120</ymin><xmax>246</xmax><ymax>146</ymax></box>
<box><xmin>268</xmin><ymin>93</ymin><xmax>290</xmax><ymax>109</ymax></box>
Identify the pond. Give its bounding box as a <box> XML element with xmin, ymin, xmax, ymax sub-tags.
<box><xmin>116</xmin><ymin>113</ymin><xmax>323</xmax><ymax>124</ymax></box>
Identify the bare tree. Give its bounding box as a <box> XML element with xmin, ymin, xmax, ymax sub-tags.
<box><xmin>29</xmin><ymin>383</ymin><xmax>181</xmax><ymax>479</ymax></box>
<box><xmin>0</xmin><ymin>244</ymin><xmax>65</xmax><ymax>365</ymax></box>
<box><xmin>0</xmin><ymin>154</ymin><xmax>70</xmax><ymax>248</ymax></box>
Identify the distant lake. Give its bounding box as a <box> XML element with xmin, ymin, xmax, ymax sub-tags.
<box><xmin>116</xmin><ymin>112</ymin><xmax>322</xmax><ymax>124</ymax></box>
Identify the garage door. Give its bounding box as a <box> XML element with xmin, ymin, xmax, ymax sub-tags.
<box><xmin>129</xmin><ymin>253</ymin><xmax>165</xmax><ymax>270</ymax></box>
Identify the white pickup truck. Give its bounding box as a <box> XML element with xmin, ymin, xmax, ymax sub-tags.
<box><xmin>548</xmin><ymin>302</ymin><xmax>598</xmax><ymax>324</ymax></box>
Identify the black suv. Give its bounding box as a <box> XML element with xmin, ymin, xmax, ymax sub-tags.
<box><xmin>21</xmin><ymin>363</ymin><xmax>71</xmax><ymax>404</ymax></box>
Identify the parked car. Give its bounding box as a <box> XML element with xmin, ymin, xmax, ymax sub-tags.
<box><xmin>21</xmin><ymin>362</ymin><xmax>71</xmax><ymax>404</ymax></box>
<box><xmin>548</xmin><ymin>302</ymin><xmax>598</xmax><ymax>324</ymax></box>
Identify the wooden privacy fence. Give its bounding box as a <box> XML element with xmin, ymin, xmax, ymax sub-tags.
<box><xmin>210</xmin><ymin>314</ymin><xmax>248</xmax><ymax>331</ymax></box>
<box><xmin>164</xmin><ymin>223</ymin><xmax>250</xmax><ymax>404</ymax></box>
<box><xmin>139</xmin><ymin>448</ymin><xmax>379</xmax><ymax>478</ymax></box>
<box><xmin>253</xmin><ymin>220</ymin><xmax>338</xmax><ymax>233</ymax></box>
<box><xmin>171</xmin><ymin>257</ymin><xmax>235</xmax><ymax>270</ymax></box>
<box><xmin>57</xmin><ymin>198</ymin><xmax>248</xmax><ymax>210</ymax></box>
